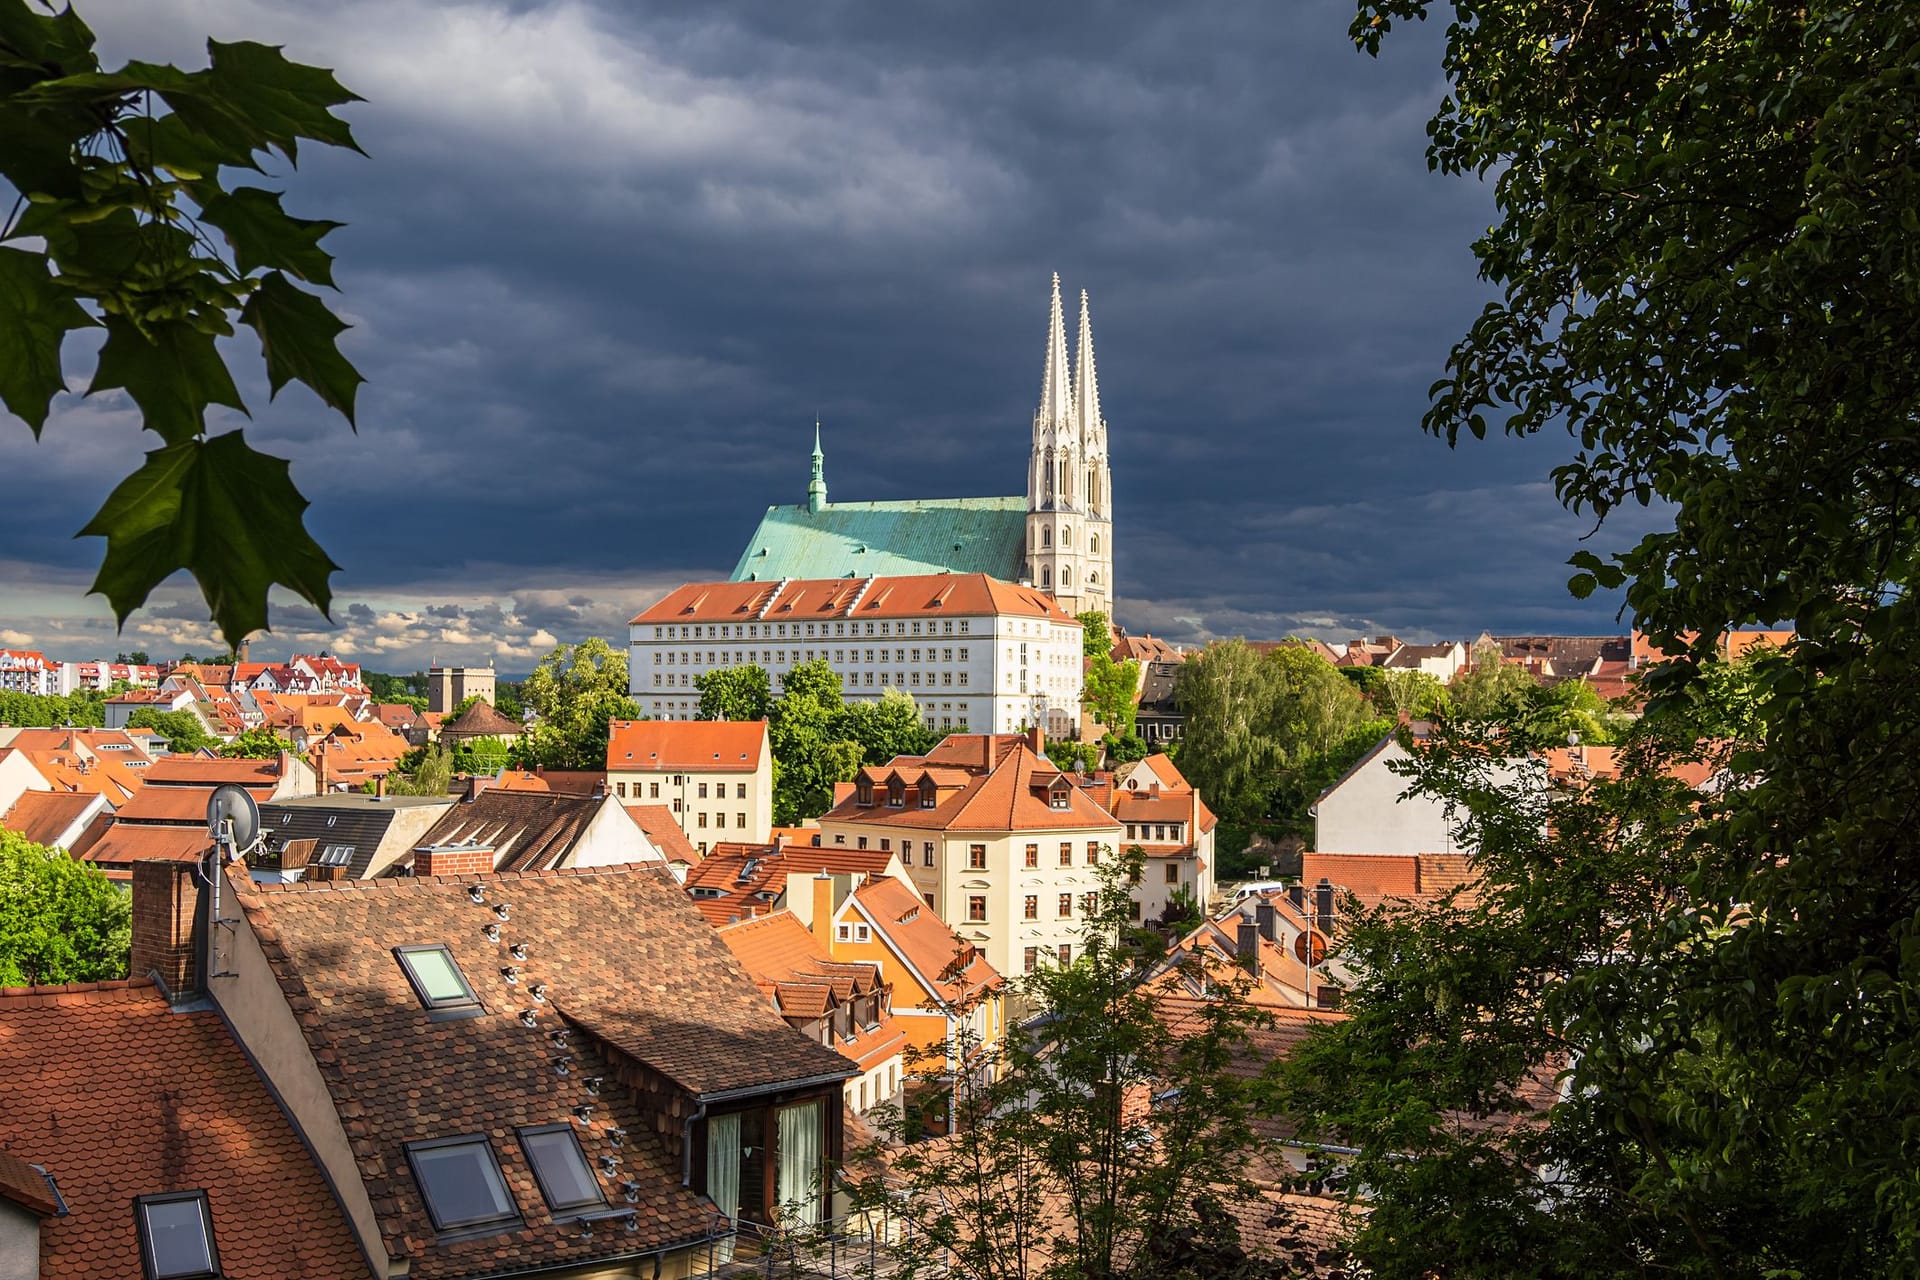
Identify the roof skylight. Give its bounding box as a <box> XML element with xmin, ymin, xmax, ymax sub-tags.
<box><xmin>406</xmin><ymin>1135</ymin><xmax>521</xmax><ymax>1234</ymax></box>
<box><xmin>136</xmin><ymin>1191</ymin><xmax>219</xmax><ymax>1280</ymax></box>
<box><xmin>395</xmin><ymin>944</ymin><xmax>483</xmax><ymax>1019</ymax></box>
<box><xmin>520</xmin><ymin>1125</ymin><xmax>607</xmax><ymax>1216</ymax></box>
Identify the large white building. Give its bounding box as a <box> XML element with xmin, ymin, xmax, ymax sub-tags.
<box><xmin>629</xmin><ymin>573</ymin><xmax>1084</xmax><ymax>738</ymax></box>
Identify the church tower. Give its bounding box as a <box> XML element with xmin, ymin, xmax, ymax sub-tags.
<box><xmin>1026</xmin><ymin>274</ymin><xmax>1113</xmax><ymax>617</ymax></box>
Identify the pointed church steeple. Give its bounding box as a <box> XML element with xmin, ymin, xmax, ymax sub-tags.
<box><xmin>1036</xmin><ymin>272</ymin><xmax>1072</xmax><ymax>433</ymax></box>
<box><xmin>1074</xmin><ymin>288</ymin><xmax>1102</xmax><ymax>442</ymax></box>
<box><xmin>806</xmin><ymin>420</ymin><xmax>828</xmax><ymax>514</ymax></box>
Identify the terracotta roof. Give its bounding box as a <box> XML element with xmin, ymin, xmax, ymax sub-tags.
<box><xmin>142</xmin><ymin>756</ymin><xmax>286</xmax><ymax>787</ymax></box>
<box><xmin>846</xmin><ymin>876</ymin><xmax>1001</xmax><ymax>1002</ymax></box>
<box><xmin>233</xmin><ymin>864</ymin><xmax>849</xmax><ymax>1276</ymax></box>
<box><xmin>1301</xmin><ymin>852</ymin><xmax>1422</xmax><ymax>907</ymax></box>
<box><xmin>0</xmin><ymin>978</ymin><xmax>369</xmax><ymax>1278</ymax></box>
<box><xmin>0</xmin><ymin>1148</ymin><xmax>58</xmax><ymax>1216</ymax></box>
<box><xmin>1</xmin><ymin>790</ymin><xmax>100</xmax><ymax>847</ymax></box>
<box><xmin>631</xmin><ymin>573</ymin><xmax>1078</xmax><ymax>626</ymax></box>
<box><xmin>824</xmin><ymin>739</ymin><xmax>1120</xmax><ymax>834</ymax></box>
<box><xmin>624</xmin><ymin>804</ymin><xmax>701</xmax><ymax>865</ymax></box>
<box><xmin>375</xmin><ymin>703</ymin><xmax>426</xmax><ymax>730</ymax></box>
<box><xmin>78</xmin><ymin>824</ymin><xmax>214</xmax><ymax>873</ymax></box>
<box><xmin>440</xmin><ymin>699</ymin><xmax>523</xmax><ymax>738</ymax></box>
<box><xmin>716</xmin><ymin>911</ymin><xmax>906</xmax><ymax>1071</ymax></box>
<box><xmin>606</xmin><ymin>719</ymin><xmax>768</xmax><ymax>772</ymax></box>
<box><xmin>493</xmin><ymin>768</ymin><xmax>606</xmax><ymax>796</ymax></box>
<box><xmin>112</xmin><ymin>783</ymin><xmax>271</xmax><ymax>824</ymax></box>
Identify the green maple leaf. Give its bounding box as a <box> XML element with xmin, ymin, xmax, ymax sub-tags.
<box><xmin>77</xmin><ymin>431</ymin><xmax>337</xmax><ymax>647</ymax></box>
<box><xmin>0</xmin><ymin>246</ymin><xmax>95</xmax><ymax>433</ymax></box>
<box><xmin>205</xmin><ymin>40</ymin><xmax>364</xmax><ymax>162</ymax></box>
<box><xmin>198</xmin><ymin>186</ymin><xmax>341</xmax><ymax>286</ymax></box>
<box><xmin>240</xmin><ymin>271</ymin><xmax>362</xmax><ymax>424</ymax></box>
<box><xmin>88</xmin><ymin>315</ymin><xmax>247</xmax><ymax>445</ymax></box>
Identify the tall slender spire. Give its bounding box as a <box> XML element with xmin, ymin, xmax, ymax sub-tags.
<box><xmin>806</xmin><ymin>419</ymin><xmax>828</xmax><ymax>513</ymax></box>
<box><xmin>1036</xmin><ymin>272</ymin><xmax>1072</xmax><ymax>430</ymax></box>
<box><xmin>1074</xmin><ymin>288</ymin><xmax>1102</xmax><ymax>442</ymax></box>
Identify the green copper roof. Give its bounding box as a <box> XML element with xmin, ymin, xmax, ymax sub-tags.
<box><xmin>730</xmin><ymin>497</ymin><xmax>1028</xmax><ymax>583</ymax></box>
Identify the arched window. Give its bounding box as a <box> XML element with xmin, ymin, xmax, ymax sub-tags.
<box><xmin>1042</xmin><ymin>567</ymin><xmax>1052</xmax><ymax>587</ymax></box>
<box><xmin>1061</xmin><ymin>527</ymin><xmax>1071</xmax><ymax>550</ymax></box>
<box><xmin>1088</xmin><ymin>469</ymin><xmax>1098</xmax><ymax>510</ymax></box>
<box><xmin>1061</xmin><ymin>566</ymin><xmax>1072</xmax><ymax>586</ymax></box>
<box><xmin>1091</xmin><ymin>532</ymin><xmax>1100</xmax><ymax>554</ymax></box>
<box><xmin>1042</xmin><ymin>527</ymin><xmax>1052</xmax><ymax>548</ymax></box>
<box><xmin>1090</xmin><ymin>571</ymin><xmax>1099</xmax><ymax>584</ymax></box>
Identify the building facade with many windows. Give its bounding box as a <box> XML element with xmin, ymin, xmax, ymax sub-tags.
<box><xmin>604</xmin><ymin>719</ymin><xmax>773</xmax><ymax>851</ymax></box>
<box><xmin>629</xmin><ymin>574</ymin><xmax>1083</xmax><ymax>738</ymax></box>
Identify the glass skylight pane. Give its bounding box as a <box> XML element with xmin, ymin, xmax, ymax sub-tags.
<box><xmin>141</xmin><ymin>1196</ymin><xmax>214</xmax><ymax>1278</ymax></box>
<box><xmin>523</xmin><ymin>1126</ymin><xmax>605</xmax><ymax>1212</ymax></box>
<box><xmin>410</xmin><ymin>1139</ymin><xmax>517</xmax><ymax>1230</ymax></box>
<box><xmin>397</xmin><ymin>945</ymin><xmax>476</xmax><ymax>1007</ymax></box>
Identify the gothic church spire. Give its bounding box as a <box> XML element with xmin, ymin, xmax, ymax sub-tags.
<box><xmin>1074</xmin><ymin>288</ymin><xmax>1102</xmax><ymax>442</ymax></box>
<box><xmin>806</xmin><ymin>419</ymin><xmax>828</xmax><ymax>513</ymax></box>
<box><xmin>1036</xmin><ymin>272</ymin><xmax>1072</xmax><ymax>432</ymax></box>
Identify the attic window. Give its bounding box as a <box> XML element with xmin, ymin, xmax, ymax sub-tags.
<box><xmin>1049</xmin><ymin>791</ymin><xmax>1070</xmax><ymax>811</ymax></box>
<box><xmin>519</xmin><ymin>1125</ymin><xmax>606</xmax><ymax>1217</ymax></box>
<box><xmin>318</xmin><ymin>843</ymin><xmax>354</xmax><ymax>867</ymax></box>
<box><xmin>396</xmin><ymin>945</ymin><xmax>483</xmax><ymax>1019</ymax></box>
<box><xmin>886</xmin><ymin>780</ymin><xmax>905</xmax><ymax>808</ymax></box>
<box><xmin>919</xmin><ymin>785</ymin><xmax>936</xmax><ymax>809</ymax></box>
<box><xmin>136</xmin><ymin>1191</ymin><xmax>218</xmax><ymax>1280</ymax></box>
<box><xmin>856</xmin><ymin>780</ymin><xmax>874</xmax><ymax>807</ymax></box>
<box><xmin>406</xmin><ymin>1135</ymin><xmax>522</xmax><ymax>1234</ymax></box>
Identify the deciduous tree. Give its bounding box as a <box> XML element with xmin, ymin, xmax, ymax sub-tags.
<box><xmin>0</xmin><ymin>829</ymin><xmax>129</xmax><ymax>984</ymax></box>
<box><xmin>696</xmin><ymin>664</ymin><xmax>772</xmax><ymax>723</ymax></box>
<box><xmin>514</xmin><ymin>638</ymin><xmax>641</xmax><ymax>770</ymax></box>
<box><xmin>125</xmin><ymin>706</ymin><xmax>211</xmax><ymax>753</ymax></box>
<box><xmin>0</xmin><ymin>1</ymin><xmax>364</xmax><ymax>647</ymax></box>
<box><xmin>218</xmin><ymin>726</ymin><xmax>289</xmax><ymax>758</ymax></box>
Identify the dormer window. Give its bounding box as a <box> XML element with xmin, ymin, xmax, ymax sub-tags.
<box><xmin>856</xmin><ymin>779</ymin><xmax>874</xmax><ymax>806</ymax></box>
<box><xmin>886</xmin><ymin>780</ymin><xmax>905</xmax><ymax>808</ymax></box>
<box><xmin>1049</xmin><ymin>789</ymin><xmax>1070</xmax><ymax>811</ymax></box>
<box><xmin>396</xmin><ymin>944</ymin><xmax>483</xmax><ymax>1020</ymax></box>
<box><xmin>136</xmin><ymin>1191</ymin><xmax>218</xmax><ymax>1280</ymax></box>
<box><xmin>919</xmin><ymin>785</ymin><xmax>936</xmax><ymax>809</ymax></box>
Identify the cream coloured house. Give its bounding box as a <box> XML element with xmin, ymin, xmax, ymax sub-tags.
<box><xmin>815</xmin><ymin>730</ymin><xmax>1123</xmax><ymax>982</ymax></box>
<box><xmin>605</xmin><ymin>719</ymin><xmax>773</xmax><ymax>851</ymax></box>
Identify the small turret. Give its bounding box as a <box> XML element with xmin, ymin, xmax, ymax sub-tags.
<box><xmin>807</xmin><ymin>420</ymin><xmax>828</xmax><ymax>514</ymax></box>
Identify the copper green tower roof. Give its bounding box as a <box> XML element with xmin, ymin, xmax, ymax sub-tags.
<box><xmin>729</xmin><ymin>428</ymin><xmax>1027</xmax><ymax>583</ymax></box>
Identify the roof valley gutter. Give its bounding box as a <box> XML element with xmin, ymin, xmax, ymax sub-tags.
<box><xmin>693</xmin><ymin>1068</ymin><xmax>859</xmax><ymax>1106</ymax></box>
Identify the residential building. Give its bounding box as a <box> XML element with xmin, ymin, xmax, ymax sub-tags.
<box><xmin>309</xmin><ymin>720</ymin><xmax>414</xmax><ymax>792</ymax></box>
<box><xmin>395</xmin><ymin>784</ymin><xmax>671</xmax><ymax>875</ymax></box>
<box><xmin>102</xmin><ymin>685</ymin><xmax>199</xmax><ymax>730</ymax></box>
<box><xmin>0</xmin><ymin>748</ymin><xmax>52</xmax><ymax>817</ymax></box>
<box><xmin>1133</xmin><ymin>660</ymin><xmax>1185</xmax><ymax>745</ymax></box>
<box><xmin>0</xmin><ymin>728</ymin><xmax>155</xmax><ymax>809</ymax></box>
<box><xmin>438</xmin><ymin>699</ymin><xmax>524</xmax><ymax>752</ymax></box>
<box><xmin>716</xmin><ymin>909</ymin><xmax>909</xmax><ymax>1123</ymax></box>
<box><xmin>163</xmin><ymin>856</ymin><xmax>857</xmax><ymax>1263</ymax></box>
<box><xmin>374</xmin><ymin>701</ymin><xmax>432</xmax><ymax>746</ymax></box>
<box><xmin>0</xmin><ymin>649</ymin><xmax>56</xmax><ymax>696</ymax></box>
<box><xmin>1110</xmin><ymin>752</ymin><xmax>1217</xmax><ymax>923</ymax></box>
<box><xmin>0</xmin><ymin>979</ymin><xmax>369</xmax><ymax>1279</ymax></box>
<box><xmin>605</xmin><ymin>720</ymin><xmax>774</xmax><ymax>850</ymax></box>
<box><xmin>0</xmin><ymin>789</ymin><xmax>107</xmax><ymax>852</ymax></box>
<box><xmin>54</xmin><ymin>659</ymin><xmax>162</xmax><ymax>693</ymax></box>
<box><xmin>427</xmin><ymin>663</ymin><xmax>495</xmax><ymax>715</ymax></box>
<box><xmin>628</xmin><ymin>575</ymin><xmax>1083</xmax><ymax>738</ymax></box>
<box><xmin>1311</xmin><ymin>723</ymin><xmax>1486</xmax><ymax>858</ymax></box>
<box><xmin>728</xmin><ymin>274</ymin><xmax>1115</xmax><ymax>616</ymax></box>
<box><xmin>77</xmin><ymin>753</ymin><xmax>315</xmax><ymax>882</ymax></box>
<box><xmin>795</xmin><ymin>874</ymin><xmax>1005</xmax><ymax>1123</ymax></box>
<box><xmin>255</xmin><ymin>791</ymin><xmax>457</xmax><ymax>881</ymax></box>
<box><xmin>815</xmin><ymin>730</ymin><xmax>1122</xmax><ymax>981</ymax></box>
<box><xmin>1382</xmin><ymin>640</ymin><xmax>1467</xmax><ymax>681</ymax></box>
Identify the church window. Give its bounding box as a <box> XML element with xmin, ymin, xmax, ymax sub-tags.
<box><xmin>1091</xmin><ymin>533</ymin><xmax>1100</xmax><ymax>554</ymax></box>
<box><xmin>1042</xmin><ymin>568</ymin><xmax>1052</xmax><ymax>587</ymax></box>
<box><xmin>1042</xmin><ymin>528</ymin><xmax>1051</xmax><ymax>548</ymax></box>
<box><xmin>1061</xmin><ymin>566</ymin><xmax>1072</xmax><ymax>586</ymax></box>
<box><xmin>1090</xmin><ymin>572</ymin><xmax>1099</xmax><ymax>585</ymax></box>
<box><xmin>1062</xmin><ymin>527</ymin><xmax>1071</xmax><ymax>549</ymax></box>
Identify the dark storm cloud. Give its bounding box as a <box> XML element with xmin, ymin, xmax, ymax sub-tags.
<box><xmin>0</xmin><ymin>0</ymin><xmax>1656</xmax><ymax>667</ymax></box>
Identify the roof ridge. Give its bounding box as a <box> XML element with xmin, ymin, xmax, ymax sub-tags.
<box><xmin>0</xmin><ymin>976</ymin><xmax>157</xmax><ymax>1002</ymax></box>
<box><xmin>249</xmin><ymin>859</ymin><xmax>678</xmax><ymax>894</ymax></box>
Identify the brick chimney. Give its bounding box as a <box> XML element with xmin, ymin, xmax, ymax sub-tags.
<box><xmin>1027</xmin><ymin>723</ymin><xmax>1044</xmax><ymax>756</ymax></box>
<box><xmin>131</xmin><ymin>860</ymin><xmax>202</xmax><ymax>999</ymax></box>
<box><xmin>416</xmin><ymin>844</ymin><xmax>495</xmax><ymax>877</ymax></box>
<box><xmin>464</xmin><ymin>774</ymin><xmax>491</xmax><ymax>804</ymax></box>
<box><xmin>1236</xmin><ymin>920</ymin><xmax>1261</xmax><ymax>977</ymax></box>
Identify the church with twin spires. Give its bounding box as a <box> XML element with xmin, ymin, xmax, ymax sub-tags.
<box><xmin>729</xmin><ymin>273</ymin><xmax>1115</xmax><ymax>616</ymax></box>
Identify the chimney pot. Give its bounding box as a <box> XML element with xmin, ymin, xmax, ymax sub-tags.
<box><xmin>1314</xmin><ymin>878</ymin><xmax>1336</xmax><ymax>936</ymax></box>
<box><xmin>1254</xmin><ymin>901</ymin><xmax>1278</xmax><ymax>942</ymax></box>
<box><xmin>1236</xmin><ymin>920</ymin><xmax>1260</xmax><ymax>976</ymax></box>
<box><xmin>1027</xmin><ymin>723</ymin><xmax>1044</xmax><ymax>756</ymax></box>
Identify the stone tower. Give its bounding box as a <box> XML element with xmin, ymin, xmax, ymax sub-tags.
<box><xmin>1026</xmin><ymin>274</ymin><xmax>1113</xmax><ymax>616</ymax></box>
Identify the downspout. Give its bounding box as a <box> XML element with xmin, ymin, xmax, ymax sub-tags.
<box><xmin>682</xmin><ymin>1096</ymin><xmax>707</xmax><ymax>1187</ymax></box>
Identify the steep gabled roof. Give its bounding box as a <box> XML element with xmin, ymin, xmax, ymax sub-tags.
<box><xmin>399</xmin><ymin>790</ymin><xmax>628</xmax><ymax>874</ymax></box>
<box><xmin>439</xmin><ymin>699</ymin><xmax>523</xmax><ymax>738</ymax></box>
<box><xmin>846</xmin><ymin>876</ymin><xmax>1001</xmax><ymax>1003</ymax></box>
<box><xmin>0</xmin><ymin>790</ymin><xmax>102</xmax><ymax>848</ymax></box>
<box><xmin>233</xmin><ymin>864</ymin><xmax>849</xmax><ymax>1275</ymax></box>
<box><xmin>0</xmin><ymin>979</ymin><xmax>368</xmax><ymax>1278</ymax></box>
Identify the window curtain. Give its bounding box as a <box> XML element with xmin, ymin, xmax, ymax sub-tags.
<box><xmin>776</xmin><ymin>1099</ymin><xmax>825</xmax><ymax>1226</ymax></box>
<box><xmin>706</xmin><ymin>1112</ymin><xmax>743</xmax><ymax>1264</ymax></box>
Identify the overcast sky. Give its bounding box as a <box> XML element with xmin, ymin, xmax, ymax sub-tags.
<box><xmin>0</xmin><ymin>0</ymin><xmax>1661</xmax><ymax>672</ymax></box>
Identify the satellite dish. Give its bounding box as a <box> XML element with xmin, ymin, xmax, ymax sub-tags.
<box><xmin>207</xmin><ymin>784</ymin><xmax>261</xmax><ymax>853</ymax></box>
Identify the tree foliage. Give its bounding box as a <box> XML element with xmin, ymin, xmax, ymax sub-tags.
<box><xmin>696</xmin><ymin>663</ymin><xmax>772</xmax><ymax>723</ymax></box>
<box><xmin>1282</xmin><ymin>2</ymin><xmax>1920</xmax><ymax>1273</ymax></box>
<box><xmin>0</xmin><ymin>1</ymin><xmax>364</xmax><ymax>646</ymax></box>
<box><xmin>383</xmin><ymin>743</ymin><xmax>452</xmax><ymax>796</ymax></box>
<box><xmin>766</xmin><ymin>660</ymin><xmax>863</xmax><ymax>825</ymax></box>
<box><xmin>511</xmin><ymin>637</ymin><xmax>640</xmax><ymax>771</ymax></box>
<box><xmin>124</xmin><ymin>705</ymin><xmax>211</xmax><ymax>753</ymax></box>
<box><xmin>1078</xmin><ymin>611</ymin><xmax>1143</xmax><ymax>740</ymax></box>
<box><xmin>851</xmin><ymin>852</ymin><xmax>1286</xmax><ymax>1280</ymax></box>
<box><xmin>0</xmin><ymin>828</ymin><xmax>129</xmax><ymax>985</ymax></box>
<box><xmin>0</xmin><ymin>688</ymin><xmax>106</xmax><ymax>727</ymax></box>
<box><xmin>217</xmin><ymin>725</ymin><xmax>288</xmax><ymax>758</ymax></box>
<box><xmin>1446</xmin><ymin>639</ymin><xmax>1537</xmax><ymax>721</ymax></box>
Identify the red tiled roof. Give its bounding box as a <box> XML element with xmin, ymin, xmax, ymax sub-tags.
<box><xmin>112</xmin><ymin>784</ymin><xmax>271</xmax><ymax>825</ymax></box>
<box><xmin>1301</xmin><ymin>851</ymin><xmax>1422</xmax><ymax>907</ymax></box>
<box><xmin>1</xmin><ymin>790</ymin><xmax>99</xmax><ymax>847</ymax></box>
<box><xmin>78</xmin><ymin>824</ymin><xmax>213</xmax><ymax>872</ymax></box>
<box><xmin>0</xmin><ymin>1148</ymin><xmax>58</xmax><ymax>1216</ymax></box>
<box><xmin>142</xmin><ymin>756</ymin><xmax>286</xmax><ymax>787</ymax></box>
<box><xmin>625</xmin><ymin>804</ymin><xmax>700</xmax><ymax>864</ymax></box>
<box><xmin>823</xmin><ymin>738</ymin><xmax>1121</xmax><ymax>834</ymax></box>
<box><xmin>846</xmin><ymin>876</ymin><xmax>1001</xmax><ymax>1002</ymax></box>
<box><xmin>440</xmin><ymin>700</ymin><xmax>523</xmax><ymax>738</ymax></box>
<box><xmin>0</xmin><ymin>978</ymin><xmax>369</xmax><ymax>1278</ymax></box>
<box><xmin>631</xmin><ymin>574</ymin><xmax>1078</xmax><ymax>626</ymax></box>
<box><xmin>606</xmin><ymin>719</ymin><xmax>768</xmax><ymax>772</ymax></box>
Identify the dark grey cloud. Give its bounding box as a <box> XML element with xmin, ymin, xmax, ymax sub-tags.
<box><xmin>0</xmin><ymin>0</ymin><xmax>1660</xmax><ymax>669</ymax></box>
